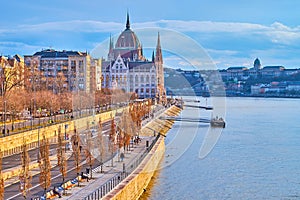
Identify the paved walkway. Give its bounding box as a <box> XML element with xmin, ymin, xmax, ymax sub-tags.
<box><xmin>61</xmin><ymin>136</ymin><xmax>155</xmax><ymax>200</ymax></box>
<box><xmin>56</xmin><ymin>105</ymin><xmax>167</xmax><ymax>200</ymax></box>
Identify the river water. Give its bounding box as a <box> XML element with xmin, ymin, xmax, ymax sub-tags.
<box><xmin>142</xmin><ymin>97</ymin><xmax>300</xmax><ymax>200</ymax></box>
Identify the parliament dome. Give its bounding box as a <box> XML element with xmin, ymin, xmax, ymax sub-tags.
<box><xmin>115</xmin><ymin>13</ymin><xmax>140</xmax><ymax>49</ymax></box>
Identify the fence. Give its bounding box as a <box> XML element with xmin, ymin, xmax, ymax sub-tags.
<box><xmin>83</xmin><ymin>134</ymin><xmax>160</xmax><ymax>200</ymax></box>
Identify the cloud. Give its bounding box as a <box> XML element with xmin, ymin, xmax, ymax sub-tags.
<box><xmin>206</xmin><ymin>49</ymin><xmax>239</xmax><ymax>56</ymax></box>
<box><xmin>0</xmin><ymin>41</ymin><xmax>43</xmax><ymax>55</ymax></box>
<box><xmin>2</xmin><ymin>20</ymin><xmax>123</xmax><ymax>34</ymax></box>
<box><xmin>2</xmin><ymin>19</ymin><xmax>300</xmax><ymax>68</ymax></box>
<box><xmin>137</xmin><ymin>20</ymin><xmax>300</xmax><ymax>46</ymax></box>
<box><xmin>155</xmin><ymin>20</ymin><xmax>268</xmax><ymax>33</ymax></box>
<box><xmin>2</xmin><ymin>19</ymin><xmax>300</xmax><ymax>46</ymax></box>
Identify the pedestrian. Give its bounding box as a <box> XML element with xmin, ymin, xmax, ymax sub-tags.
<box><xmin>120</xmin><ymin>152</ymin><xmax>124</xmax><ymax>162</ymax></box>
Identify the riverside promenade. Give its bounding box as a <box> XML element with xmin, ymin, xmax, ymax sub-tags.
<box><xmin>2</xmin><ymin>104</ymin><xmax>181</xmax><ymax>200</ymax></box>
<box><xmin>60</xmin><ymin>135</ymin><xmax>158</xmax><ymax>200</ymax></box>
<box><xmin>57</xmin><ymin>105</ymin><xmax>181</xmax><ymax>200</ymax></box>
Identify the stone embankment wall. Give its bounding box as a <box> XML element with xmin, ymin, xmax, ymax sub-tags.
<box><xmin>0</xmin><ymin>108</ymin><xmax>123</xmax><ymax>157</ymax></box>
<box><xmin>0</xmin><ymin>109</ymin><xmax>124</xmax><ymax>181</ymax></box>
<box><xmin>104</xmin><ymin>105</ymin><xmax>182</xmax><ymax>200</ymax></box>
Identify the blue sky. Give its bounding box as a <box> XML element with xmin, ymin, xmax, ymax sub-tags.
<box><xmin>1</xmin><ymin>0</ymin><xmax>300</xmax><ymax>69</ymax></box>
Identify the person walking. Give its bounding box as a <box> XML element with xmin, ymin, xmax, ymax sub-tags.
<box><xmin>120</xmin><ymin>152</ymin><xmax>125</xmax><ymax>162</ymax></box>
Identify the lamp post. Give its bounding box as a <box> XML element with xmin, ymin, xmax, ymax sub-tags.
<box><xmin>37</xmin><ymin>127</ymin><xmax>40</xmax><ymax>162</ymax></box>
<box><xmin>64</xmin><ymin>124</ymin><xmax>68</xmax><ymax>152</ymax></box>
<box><xmin>1</xmin><ymin>78</ymin><xmax>5</xmax><ymax>136</ymax></box>
<box><xmin>3</xmin><ymin>100</ymin><xmax>6</xmax><ymax>136</ymax></box>
<box><xmin>30</xmin><ymin>99</ymin><xmax>34</xmax><ymax>130</ymax></box>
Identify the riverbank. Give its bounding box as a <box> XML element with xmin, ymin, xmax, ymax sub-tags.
<box><xmin>103</xmin><ymin>105</ymin><xmax>182</xmax><ymax>200</ymax></box>
<box><xmin>58</xmin><ymin>105</ymin><xmax>182</xmax><ymax>200</ymax></box>
<box><xmin>175</xmin><ymin>93</ymin><xmax>300</xmax><ymax>98</ymax></box>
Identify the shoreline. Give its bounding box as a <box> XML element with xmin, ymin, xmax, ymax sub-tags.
<box><xmin>172</xmin><ymin>94</ymin><xmax>300</xmax><ymax>99</ymax></box>
<box><xmin>102</xmin><ymin>105</ymin><xmax>182</xmax><ymax>200</ymax></box>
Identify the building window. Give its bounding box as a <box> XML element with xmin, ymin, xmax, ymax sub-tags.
<box><xmin>151</xmin><ymin>75</ymin><xmax>155</xmax><ymax>83</ymax></box>
<box><xmin>129</xmin><ymin>75</ymin><xmax>133</xmax><ymax>81</ymax></box>
<box><xmin>135</xmin><ymin>75</ymin><xmax>138</xmax><ymax>86</ymax></box>
<box><xmin>71</xmin><ymin>60</ymin><xmax>76</xmax><ymax>67</ymax></box>
<box><xmin>106</xmin><ymin>75</ymin><xmax>109</xmax><ymax>87</ymax></box>
<box><xmin>141</xmin><ymin>75</ymin><xmax>144</xmax><ymax>83</ymax></box>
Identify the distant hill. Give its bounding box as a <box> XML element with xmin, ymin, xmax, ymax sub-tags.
<box><xmin>164</xmin><ymin>68</ymin><xmax>203</xmax><ymax>89</ymax></box>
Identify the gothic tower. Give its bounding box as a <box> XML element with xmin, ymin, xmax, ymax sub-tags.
<box><xmin>108</xmin><ymin>34</ymin><xmax>114</xmax><ymax>61</ymax></box>
<box><xmin>155</xmin><ymin>32</ymin><xmax>163</xmax><ymax>86</ymax></box>
<box><xmin>155</xmin><ymin>32</ymin><xmax>165</xmax><ymax>101</ymax></box>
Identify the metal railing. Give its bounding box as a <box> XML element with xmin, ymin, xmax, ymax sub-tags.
<box><xmin>83</xmin><ymin>134</ymin><xmax>160</xmax><ymax>200</ymax></box>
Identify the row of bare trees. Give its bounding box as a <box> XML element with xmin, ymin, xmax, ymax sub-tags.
<box><xmin>107</xmin><ymin>99</ymin><xmax>153</xmax><ymax>164</ymax></box>
<box><xmin>0</xmin><ymin>97</ymin><xmax>153</xmax><ymax>199</ymax></box>
<box><xmin>0</xmin><ymin>88</ymin><xmax>136</xmax><ymax>126</ymax></box>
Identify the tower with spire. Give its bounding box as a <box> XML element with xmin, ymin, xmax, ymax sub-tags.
<box><xmin>126</xmin><ymin>12</ymin><xmax>130</xmax><ymax>30</ymax></box>
<box><xmin>108</xmin><ymin>34</ymin><xmax>114</xmax><ymax>61</ymax></box>
<box><xmin>155</xmin><ymin>32</ymin><xmax>165</xmax><ymax>100</ymax></box>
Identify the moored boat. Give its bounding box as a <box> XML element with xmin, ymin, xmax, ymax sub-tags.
<box><xmin>210</xmin><ymin>117</ymin><xmax>226</xmax><ymax>128</ymax></box>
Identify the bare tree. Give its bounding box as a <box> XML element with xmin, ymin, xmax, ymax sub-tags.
<box><xmin>39</xmin><ymin>134</ymin><xmax>51</xmax><ymax>196</ymax></box>
<box><xmin>71</xmin><ymin>125</ymin><xmax>81</xmax><ymax>186</ymax></box>
<box><xmin>0</xmin><ymin>149</ymin><xmax>4</xmax><ymax>200</ymax></box>
<box><xmin>130</xmin><ymin>102</ymin><xmax>142</xmax><ymax>140</ymax></box>
<box><xmin>109</xmin><ymin>118</ymin><xmax>116</xmax><ymax>167</ymax></box>
<box><xmin>59</xmin><ymin>92</ymin><xmax>72</xmax><ymax>117</ymax></box>
<box><xmin>19</xmin><ymin>138</ymin><xmax>32</xmax><ymax>199</ymax></box>
<box><xmin>0</xmin><ymin>56</ymin><xmax>26</xmax><ymax>98</ymax></box>
<box><xmin>85</xmin><ymin>122</ymin><xmax>94</xmax><ymax>180</ymax></box>
<box><xmin>57</xmin><ymin>126</ymin><xmax>67</xmax><ymax>191</ymax></box>
<box><xmin>119</xmin><ymin>109</ymin><xmax>136</xmax><ymax>152</ymax></box>
<box><xmin>97</xmin><ymin>118</ymin><xmax>104</xmax><ymax>173</ymax></box>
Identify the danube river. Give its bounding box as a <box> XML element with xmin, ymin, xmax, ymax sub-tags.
<box><xmin>142</xmin><ymin>97</ymin><xmax>300</xmax><ymax>199</ymax></box>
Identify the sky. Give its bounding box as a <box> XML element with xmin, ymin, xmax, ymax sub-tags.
<box><xmin>1</xmin><ymin>0</ymin><xmax>300</xmax><ymax>69</ymax></box>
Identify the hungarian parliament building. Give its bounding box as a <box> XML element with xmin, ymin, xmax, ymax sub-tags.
<box><xmin>101</xmin><ymin>13</ymin><xmax>165</xmax><ymax>99</ymax></box>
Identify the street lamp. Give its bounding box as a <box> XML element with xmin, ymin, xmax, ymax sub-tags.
<box><xmin>30</xmin><ymin>99</ymin><xmax>34</xmax><ymax>130</ymax></box>
<box><xmin>3</xmin><ymin>100</ymin><xmax>6</xmax><ymax>136</ymax></box>
<box><xmin>64</xmin><ymin>124</ymin><xmax>68</xmax><ymax>152</ymax></box>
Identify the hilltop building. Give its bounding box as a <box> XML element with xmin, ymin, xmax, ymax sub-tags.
<box><xmin>253</xmin><ymin>58</ymin><xmax>262</xmax><ymax>71</ymax></box>
<box><xmin>219</xmin><ymin>58</ymin><xmax>298</xmax><ymax>81</ymax></box>
<box><xmin>101</xmin><ymin>13</ymin><xmax>165</xmax><ymax>100</ymax></box>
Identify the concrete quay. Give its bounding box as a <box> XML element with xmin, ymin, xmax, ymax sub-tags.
<box><xmin>61</xmin><ymin>136</ymin><xmax>157</xmax><ymax>200</ymax></box>
<box><xmin>54</xmin><ymin>105</ymin><xmax>182</xmax><ymax>200</ymax></box>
